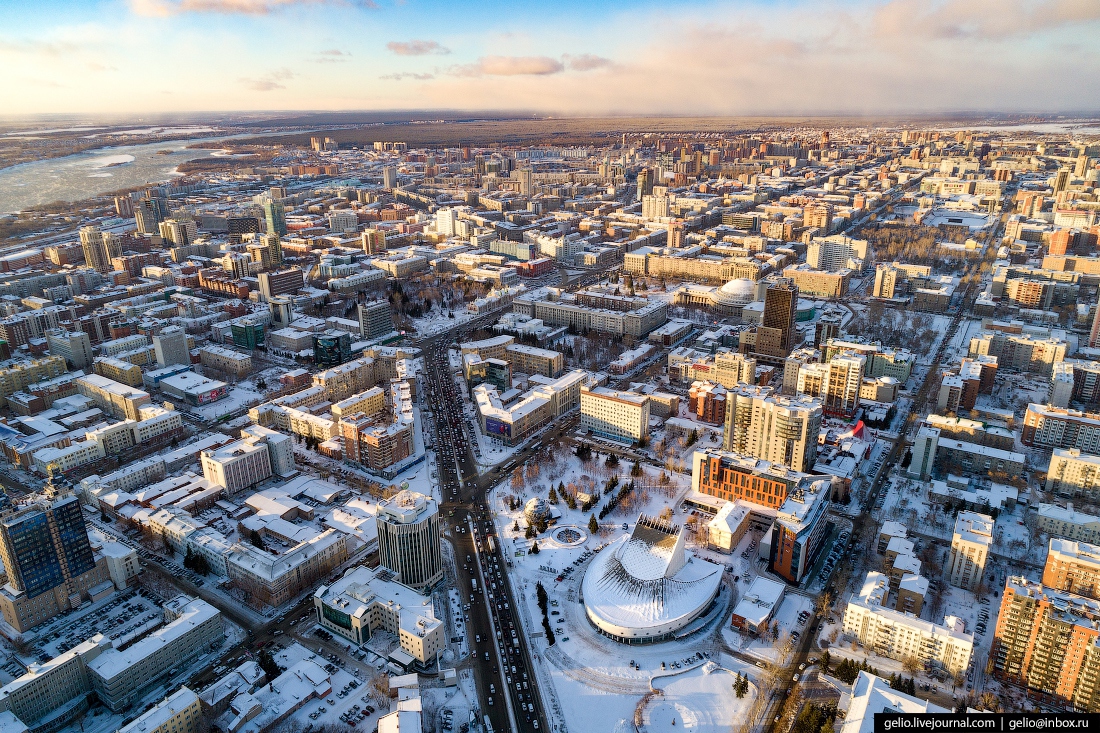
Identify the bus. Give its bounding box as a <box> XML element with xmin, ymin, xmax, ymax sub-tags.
<box><xmin>472</xmin><ymin>578</ymin><xmax>478</xmax><ymax>593</ymax></box>
<box><xmin>487</xmin><ymin>536</ymin><xmax>496</xmax><ymax>554</ymax></box>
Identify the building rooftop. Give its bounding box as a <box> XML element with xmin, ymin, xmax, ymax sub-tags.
<box><xmin>117</xmin><ymin>687</ymin><xmax>200</xmax><ymax>733</ymax></box>
<box><xmin>316</xmin><ymin>565</ymin><xmax>441</xmax><ymax>637</ymax></box>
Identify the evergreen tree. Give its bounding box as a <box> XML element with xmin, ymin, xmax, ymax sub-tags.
<box><xmin>530</xmin><ymin>541</ymin><xmax>540</xmax><ymax>554</ymax></box>
<box><xmin>525</xmin><ymin>524</ymin><xmax>536</xmax><ymax>539</ymax></box>
<box><xmin>588</xmin><ymin>514</ymin><xmax>599</xmax><ymax>534</ymax></box>
<box><xmin>548</xmin><ymin>487</ymin><xmax>559</xmax><ymax>504</ymax></box>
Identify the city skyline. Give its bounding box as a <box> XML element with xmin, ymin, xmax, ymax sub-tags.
<box><xmin>2</xmin><ymin>0</ymin><xmax>1099</xmax><ymax>116</ymax></box>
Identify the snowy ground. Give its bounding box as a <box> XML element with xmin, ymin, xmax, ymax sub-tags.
<box><xmin>643</xmin><ymin>663</ymin><xmax>755</xmax><ymax>733</ymax></box>
<box><xmin>486</xmin><ymin>461</ymin><xmax>763</xmax><ymax>733</ymax></box>
<box><xmin>409</xmin><ymin>307</ymin><xmax>477</xmax><ymax>337</ymax></box>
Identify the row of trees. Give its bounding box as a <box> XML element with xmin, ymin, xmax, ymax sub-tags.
<box><xmin>536</xmin><ymin>581</ymin><xmax>555</xmax><ymax>646</ymax></box>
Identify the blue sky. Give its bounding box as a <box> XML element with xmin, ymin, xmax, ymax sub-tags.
<box><xmin>1</xmin><ymin>0</ymin><xmax>1098</xmax><ymax>117</ymax></box>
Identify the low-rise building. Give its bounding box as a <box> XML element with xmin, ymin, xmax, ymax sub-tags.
<box><xmin>313</xmin><ymin>565</ymin><xmax>444</xmax><ymax>664</ymax></box>
<box><xmin>843</xmin><ymin>571</ymin><xmax>973</xmax><ymax>676</ymax></box>
<box><xmin>1038</xmin><ymin>502</ymin><xmax>1100</xmax><ymax>544</ymax></box>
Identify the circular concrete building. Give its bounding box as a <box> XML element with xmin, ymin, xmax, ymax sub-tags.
<box><xmin>581</xmin><ymin>515</ymin><xmax>722</xmax><ymax>643</ymax></box>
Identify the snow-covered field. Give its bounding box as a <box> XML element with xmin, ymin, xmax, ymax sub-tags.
<box><xmin>644</xmin><ymin>663</ymin><xmax>755</xmax><ymax>733</ymax></box>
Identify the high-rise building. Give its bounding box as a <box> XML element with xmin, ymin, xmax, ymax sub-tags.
<box><xmin>257</xmin><ymin>268</ymin><xmax>304</xmax><ymax>301</ymax></box>
<box><xmin>823</xmin><ymin>353</ymin><xmax>866</xmax><ymax>418</ymax></box>
<box><xmin>259</xmin><ymin>233</ymin><xmax>283</xmax><ymax>266</ymax></box>
<box><xmin>44</xmin><ymin>329</ymin><xmax>93</xmax><ymax>370</ymax></box>
<box><xmin>153</xmin><ymin>326</ymin><xmax>190</xmax><ymax>368</ymax></box>
<box><xmin>992</xmin><ymin>576</ymin><xmax>1100</xmax><ymax>711</ymax></box>
<box><xmin>361</xmin><ymin>228</ymin><xmax>386</xmax><ymax>254</ymax></box>
<box><xmin>946</xmin><ymin>511</ymin><xmax>993</xmax><ymax>591</ymax></box>
<box><xmin>1054</xmin><ymin>168</ymin><xmax>1071</xmax><ymax>194</ymax></box>
<box><xmin>358</xmin><ymin>301</ymin><xmax>394</xmax><ymax>340</ymax></box>
<box><xmin>263</xmin><ymin>200</ymin><xmax>287</xmax><ymax>237</ymax></box>
<box><xmin>375</xmin><ymin>490</ymin><xmax>442</xmax><ymax>592</ymax></box>
<box><xmin>1043</xmin><ymin>538</ymin><xmax>1100</xmax><ymax>600</ymax></box>
<box><xmin>514</xmin><ymin>168</ymin><xmax>533</xmax><ymax>196</ymax></box>
<box><xmin>741</xmin><ymin>279</ymin><xmax>799</xmax><ymax>363</ymax></box>
<box><xmin>721</xmin><ymin>384</ymin><xmax>822</xmax><ymax>472</ymax></box>
<box><xmin>636</xmin><ymin>168</ymin><xmax>652</xmax><ymax>201</ymax></box>
<box><xmin>79</xmin><ymin>226</ymin><xmax>122</xmax><ymax>273</ymax></box>
<box><xmin>383</xmin><ymin>166</ymin><xmax>398</xmax><ymax>190</ymax></box>
<box><xmin>0</xmin><ymin>479</ymin><xmax>110</xmax><ymax>632</ymax></box>
<box><xmin>134</xmin><ymin>196</ymin><xmax>169</xmax><ymax>235</ymax></box>
<box><xmin>158</xmin><ymin>218</ymin><xmax>197</xmax><ymax>247</ymax></box>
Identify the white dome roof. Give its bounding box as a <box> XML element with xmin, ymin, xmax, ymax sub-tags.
<box><xmin>716</xmin><ymin>279</ymin><xmax>755</xmax><ymax>305</ymax></box>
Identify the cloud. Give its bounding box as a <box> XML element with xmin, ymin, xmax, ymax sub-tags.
<box><xmin>379</xmin><ymin>72</ymin><xmax>435</xmax><ymax>81</ymax></box>
<box><xmin>386</xmin><ymin>40</ymin><xmax>449</xmax><ymax>56</ymax></box>
<box><xmin>239</xmin><ymin>67</ymin><xmax>294</xmax><ymax>91</ymax></box>
<box><xmin>86</xmin><ymin>61</ymin><xmax>118</xmax><ymax>72</ymax></box>
<box><xmin>0</xmin><ymin>38</ymin><xmax>79</xmax><ymax>57</ymax></box>
<box><xmin>873</xmin><ymin>0</ymin><xmax>1100</xmax><ymax>41</ymax></box>
<box><xmin>129</xmin><ymin>0</ymin><xmax>376</xmax><ymax>16</ymax></box>
<box><xmin>564</xmin><ymin>54</ymin><xmax>613</xmax><ymax>71</ymax></box>
<box><xmin>450</xmin><ymin>55</ymin><xmax>564</xmax><ymax>77</ymax></box>
<box><xmin>313</xmin><ymin>48</ymin><xmax>351</xmax><ymax>63</ymax></box>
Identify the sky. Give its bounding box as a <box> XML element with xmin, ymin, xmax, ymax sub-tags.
<box><xmin>0</xmin><ymin>0</ymin><xmax>1098</xmax><ymax>118</ymax></box>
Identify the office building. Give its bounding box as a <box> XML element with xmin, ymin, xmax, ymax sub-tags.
<box><xmin>992</xmin><ymin>577</ymin><xmax>1100</xmax><ymax>711</ymax></box>
<box><xmin>200</xmin><ymin>438</ymin><xmax>272</xmax><ymax>495</ymax></box>
<box><xmin>313</xmin><ymin>332</ymin><xmax>353</xmax><ymax>367</ymax></box>
<box><xmin>263</xmin><ymin>200</ymin><xmax>287</xmax><ymax>237</ymax></box>
<box><xmin>358</xmin><ymin>301</ymin><xmax>394</xmax><ymax>340</ymax></box>
<box><xmin>722</xmin><ymin>384</ymin><xmax>822</xmax><ymax>472</ymax></box>
<box><xmin>376</xmin><ymin>490</ymin><xmax>442</xmax><ymax>592</ymax></box>
<box><xmin>844</xmin><ymin>572</ymin><xmax>973</xmax><ymax>676</ymax></box>
<box><xmin>257</xmin><ymin>269</ymin><xmax>304</xmax><ymax>301</ymax></box>
<box><xmin>579</xmin><ymin>385</ymin><xmax>651</xmax><ymax>443</ymax></box>
<box><xmin>153</xmin><ymin>326</ymin><xmax>190</xmax><ymax>368</ymax></box>
<box><xmin>79</xmin><ymin>227</ymin><xmax>122</xmax><ymax>274</ymax></box>
<box><xmin>226</xmin><ymin>531</ymin><xmax>347</xmax><ymax>608</ymax></box>
<box><xmin>45</xmin><ymin>329</ymin><xmax>93</xmax><ymax>370</ymax></box>
<box><xmin>314</xmin><ymin>565</ymin><xmax>444</xmax><ymax>664</ymax></box>
<box><xmin>199</xmin><ymin>345</ymin><xmax>252</xmax><ymax>378</ymax></box>
<box><xmin>505</xmin><ymin>344</ymin><xmax>563</xmax><ymax>378</ymax></box>
<box><xmin>946</xmin><ymin>511</ymin><xmax>993</xmax><ymax>591</ymax></box>
<box><xmin>117</xmin><ymin>687</ymin><xmax>202</xmax><ymax>733</ymax></box>
<box><xmin>740</xmin><ymin>279</ymin><xmax>798</xmax><ymax>363</ymax></box>
<box><xmin>0</xmin><ymin>490</ymin><xmax>111</xmax><ymax>633</ymax></box>
<box><xmin>770</xmin><ymin>476</ymin><xmax>832</xmax><ymax>583</ymax></box>
<box><xmin>88</xmin><ymin>598</ymin><xmax>223</xmax><ymax>711</ymax></box>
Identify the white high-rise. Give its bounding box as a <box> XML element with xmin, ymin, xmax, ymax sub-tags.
<box><xmin>376</xmin><ymin>490</ymin><xmax>442</xmax><ymax>592</ymax></box>
<box><xmin>153</xmin><ymin>326</ymin><xmax>190</xmax><ymax>368</ymax></box>
<box><xmin>722</xmin><ymin>384</ymin><xmax>822</xmax><ymax>472</ymax></box>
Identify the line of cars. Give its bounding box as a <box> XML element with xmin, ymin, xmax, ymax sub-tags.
<box><xmin>819</xmin><ymin>529</ymin><xmax>851</xmax><ymax>578</ymax></box>
<box><xmin>471</xmin><ymin>518</ymin><xmax>542</xmax><ymax>730</ymax></box>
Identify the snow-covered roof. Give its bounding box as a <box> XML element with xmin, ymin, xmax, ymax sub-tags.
<box><xmin>581</xmin><ymin>515</ymin><xmax>722</xmax><ymax>639</ymax></box>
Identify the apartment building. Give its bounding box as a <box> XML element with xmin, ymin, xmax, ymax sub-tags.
<box><xmin>1043</xmin><ymin>538</ymin><xmax>1100</xmax><ymax>600</ymax></box>
<box><xmin>117</xmin><ymin>686</ymin><xmax>202</xmax><ymax>733</ymax></box>
<box><xmin>843</xmin><ymin>572</ymin><xmax>973</xmax><ymax>676</ymax></box>
<box><xmin>357</xmin><ymin>301</ymin><xmax>394</xmax><ymax>340</ymax></box>
<box><xmin>722</xmin><ymin>384</ymin><xmax>823</xmax><ymax>473</ymax></box>
<box><xmin>1037</xmin><ymin>503</ymin><xmax>1100</xmax><ymax>544</ymax></box>
<box><xmin>330</xmin><ymin>387</ymin><xmax>386</xmax><ymax>422</ymax></box>
<box><xmin>200</xmin><ymin>436</ymin><xmax>275</xmax><ymax>494</ymax></box>
<box><xmin>1023</xmin><ymin>404</ymin><xmax>1100</xmax><ymax>453</ymax></box>
<box><xmin>579</xmin><ymin>385</ymin><xmax>650</xmax><ymax>443</ymax></box>
<box><xmin>75</xmin><ymin>374</ymin><xmax>151</xmax><ymax>420</ymax></box>
<box><xmin>783</xmin><ymin>264</ymin><xmax>852</xmax><ymax>298</ymax></box>
<box><xmin>946</xmin><ymin>511</ymin><xmax>993</xmax><ymax>591</ymax></box>
<box><xmin>93</xmin><ymin>356</ymin><xmax>143</xmax><ymax>387</ymax></box>
<box><xmin>968</xmin><ymin>331</ymin><xmax>1066</xmax><ymax>376</ymax></box>
<box><xmin>44</xmin><ymin>329</ymin><xmax>93</xmax><ymax>370</ymax></box>
<box><xmin>992</xmin><ymin>577</ymin><xmax>1100</xmax><ymax>711</ymax></box>
<box><xmin>1045</xmin><ymin>448</ymin><xmax>1100</xmax><ymax>498</ymax></box>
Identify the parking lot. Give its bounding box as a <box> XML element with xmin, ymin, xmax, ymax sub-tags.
<box><xmin>34</xmin><ymin>587</ymin><xmax>163</xmax><ymax>659</ymax></box>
